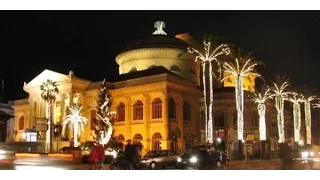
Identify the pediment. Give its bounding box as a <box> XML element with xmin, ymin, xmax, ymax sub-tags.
<box><xmin>23</xmin><ymin>69</ymin><xmax>71</xmax><ymax>90</ymax></box>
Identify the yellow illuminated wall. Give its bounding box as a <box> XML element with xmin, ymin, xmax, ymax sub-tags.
<box><xmin>12</xmin><ymin>69</ymin><xmax>201</xmax><ymax>154</ymax></box>
<box><xmin>223</xmin><ymin>72</ymin><xmax>257</xmax><ymax>92</ymax></box>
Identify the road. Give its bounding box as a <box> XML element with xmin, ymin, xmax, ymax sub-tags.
<box><xmin>1</xmin><ymin>159</ymin><xmax>319</xmax><ymax>170</ymax></box>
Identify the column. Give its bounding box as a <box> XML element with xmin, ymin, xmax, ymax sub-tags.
<box><xmin>60</xmin><ymin>94</ymin><xmax>66</xmax><ymax>123</ymax></box>
<box><xmin>143</xmin><ymin>94</ymin><xmax>150</xmax><ymax>152</ymax></box>
<box><xmin>177</xmin><ymin>95</ymin><xmax>184</xmax><ymax>152</ymax></box>
<box><xmin>29</xmin><ymin>98</ymin><xmax>34</xmax><ymax>129</ymax></box>
<box><xmin>162</xmin><ymin>91</ymin><xmax>168</xmax><ymax>150</ymax></box>
<box><xmin>125</xmin><ymin>96</ymin><xmax>131</xmax><ymax>140</ymax></box>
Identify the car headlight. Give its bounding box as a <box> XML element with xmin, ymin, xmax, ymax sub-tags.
<box><xmin>301</xmin><ymin>151</ymin><xmax>309</xmax><ymax>158</ymax></box>
<box><xmin>0</xmin><ymin>150</ymin><xmax>6</xmax><ymax>155</ymax></box>
<box><xmin>190</xmin><ymin>156</ymin><xmax>198</xmax><ymax>163</ymax></box>
<box><xmin>177</xmin><ymin>157</ymin><xmax>182</xmax><ymax>162</ymax></box>
<box><xmin>141</xmin><ymin>160</ymin><xmax>147</xmax><ymax>163</ymax></box>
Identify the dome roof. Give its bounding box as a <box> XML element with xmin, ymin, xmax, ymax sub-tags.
<box><xmin>120</xmin><ymin>35</ymin><xmax>189</xmax><ymax>53</ymax></box>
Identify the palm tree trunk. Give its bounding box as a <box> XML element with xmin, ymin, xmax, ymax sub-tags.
<box><xmin>276</xmin><ymin>97</ymin><xmax>285</xmax><ymax>143</ymax></box>
<box><xmin>208</xmin><ymin>62</ymin><xmax>213</xmax><ymax>143</ymax></box>
<box><xmin>293</xmin><ymin>102</ymin><xmax>301</xmax><ymax>142</ymax></box>
<box><xmin>235</xmin><ymin>76</ymin><xmax>244</xmax><ymax>141</ymax></box>
<box><xmin>45</xmin><ymin>102</ymin><xmax>52</xmax><ymax>153</ymax></box>
<box><xmin>235</xmin><ymin>76</ymin><xmax>245</xmax><ymax>159</ymax></box>
<box><xmin>305</xmin><ymin>101</ymin><xmax>312</xmax><ymax>144</ymax></box>
<box><xmin>258</xmin><ymin>103</ymin><xmax>267</xmax><ymax>159</ymax></box>
<box><xmin>258</xmin><ymin>103</ymin><xmax>266</xmax><ymax>141</ymax></box>
<box><xmin>74</xmin><ymin>123</ymin><xmax>78</xmax><ymax>147</ymax></box>
<box><xmin>202</xmin><ymin>63</ymin><xmax>208</xmax><ymax>142</ymax></box>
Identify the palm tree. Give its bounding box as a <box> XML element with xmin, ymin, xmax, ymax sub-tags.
<box><xmin>287</xmin><ymin>91</ymin><xmax>303</xmax><ymax>143</ymax></box>
<box><xmin>62</xmin><ymin>104</ymin><xmax>88</xmax><ymax>147</ymax></box>
<box><xmin>40</xmin><ymin>79</ymin><xmax>59</xmax><ymax>153</ymax></box>
<box><xmin>299</xmin><ymin>85</ymin><xmax>319</xmax><ymax>145</ymax></box>
<box><xmin>188</xmin><ymin>35</ymin><xmax>230</xmax><ymax>143</ymax></box>
<box><xmin>250</xmin><ymin>84</ymin><xmax>271</xmax><ymax>159</ymax></box>
<box><xmin>251</xmin><ymin>84</ymin><xmax>272</xmax><ymax>141</ymax></box>
<box><xmin>269</xmin><ymin>75</ymin><xmax>292</xmax><ymax>143</ymax></box>
<box><xmin>221</xmin><ymin>49</ymin><xmax>261</xmax><ymax>141</ymax></box>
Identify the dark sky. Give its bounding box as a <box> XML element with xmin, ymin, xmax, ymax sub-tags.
<box><xmin>1</xmin><ymin>11</ymin><xmax>320</xmax><ymax>101</ymax></box>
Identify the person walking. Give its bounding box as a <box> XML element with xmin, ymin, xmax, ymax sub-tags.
<box><xmin>124</xmin><ymin>140</ymin><xmax>136</xmax><ymax>169</ymax></box>
<box><xmin>96</xmin><ymin>143</ymin><xmax>105</xmax><ymax>170</ymax></box>
<box><xmin>89</xmin><ymin>146</ymin><xmax>99</xmax><ymax>170</ymax></box>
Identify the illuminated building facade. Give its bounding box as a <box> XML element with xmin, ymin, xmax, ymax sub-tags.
<box><xmin>12</xmin><ymin>23</ymin><xmax>203</xmax><ymax>154</ymax></box>
<box><xmin>11</xmin><ymin>22</ymin><xmax>294</xmax><ymax>157</ymax></box>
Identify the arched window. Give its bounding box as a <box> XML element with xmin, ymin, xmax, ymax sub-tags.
<box><xmin>168</xmin><ymin>98</ymin><xmax>176</xmax><ymax>120</ymax></box>
<box><xmin>152</xmin><ymin>98</ymin><xmax>162</xmax><ymax>119</ymax></box>
<box><xmin>117</xmin><ymin>134</ymin><xmax>125</xmax><ymax>142</ymax></box>
<box><xmin>233</xmin><ymin>111</ymin><xmax>237</xmax><ymax>129</ymax></box>
<box><xmin>214</xmin><ymin>111</ymin><xmax>224</xmax><ymax>127</ymax></box>
<box><xmin>19</xmin><ymin>116</ymin><xmax>24</xmax><ymax>130</ymax></box>
<box><xmin>133</xmin><ymin>133</ymin><xmax>143</xmax><ymax>144</ymax></box>
<box><xmin>117</xmin><ymin>103</ymin><xmax>125</xmax><ymax>121</ymax></box>
<box><xmin>133</xmin><ymin>100</ymin><xmax>143</xmax><ymax>120</ymax></box>
<box><xmin>183</xmin><ymin>101</ymin><xmax>191</xmax><ymax>122</ymax></box>
<box><xmin>148</xmin><ymin>65</ymin><xmax>157</xmax><ymax>69</ymax></box>
<box><xmin>170</xmin><ymin>65</ymin><xmax>181</xmax><ymax>72</ymax></box>
<box><xmin>129</xmin><ymin>66</ymin><xmax>137</xmax><ymax>73</ymax></box>
<box><xmin>152</xmin><ymin>133</ymin><xmax>162</xmax><ymax>150</ymax></box>
<box><xmin>251</xmin><ymin>112</ymin><xmax>259</xmax><ymax>128</ymax></box>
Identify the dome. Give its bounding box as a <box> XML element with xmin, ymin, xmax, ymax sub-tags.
<box><xmin>115</xmin><ymin>21</ymin><xmax>200</xmax><ymax>86</ymax></box>
<box><xmin>120</xmin><ymin>35</ymin><xmax>189</xmax><ymax>53</ymax></box>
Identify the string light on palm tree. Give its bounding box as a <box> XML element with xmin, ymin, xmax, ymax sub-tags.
<box><xmin>40</xmin><ymin>79</ymin><xmax>59</xmax><ymax>153</ymax></box>
<box><xmin>62</xmin><ymin>104</ymin><xmax>88</xmax><ymax>147</ymax></box>
<box><xmin>188</xmin><ymin>41</ymin><xmax>230</xmax><ymax>143</ymax></box>
<box><xmin>251</xmin><ymin>85</ymin><xmax>271</xmax><ymax>141</ymax></box>
<box><xmin>299</xmin><ymin>85</ymin><xmax>319</xmax><ymax>145</ymax></box>
<box><xmin>287</xmin><ymin>92</ymin><xmax>303</xmax><ymax>143</ymax></box>
<box><xmin>221</xmin><ymin>51</ymin><xmax>261</xmax><ymax>141</ymax></box>
<box><xmin>269</xmin><ymin>75</ymin><xmax>292</xmax><ymax>143</ymax></box>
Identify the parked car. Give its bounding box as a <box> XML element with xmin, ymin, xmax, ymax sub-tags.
<box><xmin>139</xmin><ymin>150</ymin><xmax>181</xmax><ymax>169</ymax></box>
<box><xmin>176</xmin><ymin>144</ymin><xmax>229</xmax><ymax>169</ymax></box>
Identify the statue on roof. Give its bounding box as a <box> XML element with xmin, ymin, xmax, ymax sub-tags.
<box><xmin>152</xmin><ymin>21</ymin><xmax>167</xmax><ymax>35</ymax></box>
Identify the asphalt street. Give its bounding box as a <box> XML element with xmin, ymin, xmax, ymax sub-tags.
<box><xmin>1</xmin><ymin>159</ymin><xmax>319</xmax><ymax>170</ymax></box>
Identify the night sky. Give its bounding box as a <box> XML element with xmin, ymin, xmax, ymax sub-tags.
<box><xmin>1</xmin><ymin>11</ymin><xmax>320</xmax><ymax>101</ymax></box>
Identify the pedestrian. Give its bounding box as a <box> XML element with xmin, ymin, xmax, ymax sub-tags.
<box><xmin>89</xmin><ymin>146</ymin><xmax>99</xmax><ymax>170</ymax></box>
<box><xmin>124</xmin><ymin>140</ymin><xmax>136</xmax><ymax>169</ymax></box>
<box><xmin>96</xmin><ymin>143</ymin><xmax>105</xmax><ymax>170</ymax></box>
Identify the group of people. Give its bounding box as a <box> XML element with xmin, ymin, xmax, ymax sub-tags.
<box><xmin>89</xmin><ymin>143</ymin><xmax>106</xmax><ymax>170</ymax></box>
<box><xmin>89</xmin><ymin>139</ymin><xmax>140</xmax><ymax>170</ymax></box>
